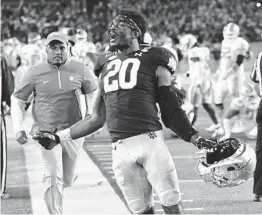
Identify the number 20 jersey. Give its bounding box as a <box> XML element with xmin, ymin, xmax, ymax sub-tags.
<box><xmin>95</xmin><ymin>47</ymin><xmax>177</xmax><ymax>142</ymax></box>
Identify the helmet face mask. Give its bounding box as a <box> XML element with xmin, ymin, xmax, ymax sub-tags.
<box><xmin>223</xmin><ymin>22</ymin><xmax>240</xmax><ymax>40</ymax></box>
<box><xmin>195</xmin><ymin>138</ymin><xmax>256</xmax><ymax>188</ymax></box>
<box><xmin>179</xmin><ymin>34</ymin><xmax>197</xmax><ymax>56</ymax></box>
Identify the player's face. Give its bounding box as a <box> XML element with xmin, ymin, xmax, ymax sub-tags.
<box><xmin>109</xmin><ymin>20</ymin><xmax>133</xmax><ymax>48</ymax></box>
<box><xmin>46</xmin><ymin>42</ymin><xmax>69</xmax><ymax>64</ymax></box>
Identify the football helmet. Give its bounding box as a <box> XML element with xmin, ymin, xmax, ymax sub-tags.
<box><xmin>143</xmin><ymin>32</ymin><xmax>153</xmax><ymax>45</ymax></box>
<box><xmin>223</xmin><ymin>22</ymin><xmax>240</xmax><ymax>40</ymax></box>
<box><xmin>194</xmin><ymin>137</ymin><xmax>256</xmax><ymax>188</ymax></box>
<box><xmin>179</xmin><ymin>34</ymin><xmax>197</xmax><ymax>56</ymax></box>
<box><xmin>77</xmin><ymin>29</ymin><xmax>88</xmax><ymax>41</ymax></box>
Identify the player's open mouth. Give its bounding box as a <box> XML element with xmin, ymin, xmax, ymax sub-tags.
<box><xmin>54</xmin><ymin>56</ymin><xmax>62</xmax><ymax>60</ymax></box>
<box><xmin>110</xmin><ymin>31</ymin><xmax>119</xmax><ymax>42</ymax></box>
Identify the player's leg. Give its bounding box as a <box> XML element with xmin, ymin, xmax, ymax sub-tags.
<box><xmin>188</xmin><ymin>84</ymin><xmax>201</xmax><ymax>125</ymax></box>
<box><xmin>143</xmin><ymin>131</ymin><xmax>183</xmax><ymax>214</ymax></box>
<box><xmin>230</xmin><ymin>74</ymin><xmax>246</xmax><ymax>134</ymax></box>
<box><xmin>40</xmin><ymin>144</ymin><xmax>64</xmax><ymax>214</ymax></box>
<box><xmin>200</xmin><ymin>79</ymin><xmax>219</xmax><ymax>130</ymax></box>
<box><xmin>220</xmin><ymin>108</ymin><xmax>240</xmax><ymax>141</ymax></box>
<box><xmin>213</xmin><ymin>79</ymin><xmax>228</xmax><ymax>137</ymax></box>
<box><xmin>62</xmin><ymin>138</ymin><xmax>85</xmax><ymax>187</ymax></box>
<box><xmin>112</xmin><ymin>138</ymin><xmax>154</xmax><ymax>214</ymax></box>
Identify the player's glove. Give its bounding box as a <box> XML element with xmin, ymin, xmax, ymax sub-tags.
<box><xmin>32</xmin><ymin>131</ymin><xmax>61</xmax><ymax>150</ymax></box>
<box><xmin>194</xmin><ymin>137</ymin><xmax>218</xmax><ymax>149</ymax></box>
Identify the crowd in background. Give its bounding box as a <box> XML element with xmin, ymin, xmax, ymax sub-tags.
<box><xmin>1</xmin><ymin>0</ymin><xmax>262</xmax><ymax>46</ymax></box>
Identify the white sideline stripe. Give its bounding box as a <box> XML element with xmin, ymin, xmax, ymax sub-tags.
<box><xmin>88</xmin><ymin>145</ymin><xmax>111</xmax><ymax>148</ymax></box>
<box><xmin>172</xmin><ymin>155</ymin><xmax>193</xmax><ymax>159</ymax></box>
<box><xmin>98</xmin><ymin>157</ymin><xmax>113</xmax><ymax>161</ymax></box>
<box><xmin>154</xmin><ymin>199</ymin><xmax>193</xmax><ymax>203</ymax></box>
<box><xmin>96</xmin><ymin>154</ymin><xmax>112</xmax><ymax>157</ymax></box>
<box><xmin>103</xmin><ymin>166</ymin><xmax>113</xmax><ymax>170</ymax></box>
<box><xmin>155</xmin><ymin>208</ymin><xmax>204</xmax><ymax>212</ymax></box>
<box><xmin>184</xmin><ymin>208</ymin><xmax>204</xmax><ymax>211</ymax></box>
<box><xmin>101</xmin><ymin>162</ymin><xmax>112</xmax><ymax>166</ymax></box>
<box><xmin>182</xmin><ymin>199</ymin><xmax>194</xmax><ymax>202</ymax></box>
<box><xmin>23</xmin><ymin>141</ymin><xmax>129</xmax><ymax>214</ymax></box>
<box><xmin>23</xmin><ymin>142</ymin><xmax>50</xmax><ymax>215</ymax></box>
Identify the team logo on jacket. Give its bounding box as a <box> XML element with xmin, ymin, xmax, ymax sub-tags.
<box><xmin>69</xmin><ymin>76</ymin><xmax>74</xmax><ymax>81</ymax></box>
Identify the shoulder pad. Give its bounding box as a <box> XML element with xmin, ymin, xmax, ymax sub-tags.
<box><xmin>147</xmin><ymin>47</ymin><xmax>177</xmax><ymax>74</ymax></box>
<box><xmin>94</xmin><ymin>51</ymin><xmax>119</xmax><ymax>77</ymax></box>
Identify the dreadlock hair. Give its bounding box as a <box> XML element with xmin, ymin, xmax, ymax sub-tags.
<box><xmin>118</xmin><ymin>9</ymin><xmax>147</xmax><ymax>43</ymax></box>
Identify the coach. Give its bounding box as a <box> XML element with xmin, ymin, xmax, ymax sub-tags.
<box><xmin>11</xmin><ymin>32</ymin><xmax>97</xmax><ymax>213</ymax></box>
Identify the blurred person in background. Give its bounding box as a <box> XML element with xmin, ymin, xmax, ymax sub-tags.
<box><xmin>10</xmin><ymin>32</ymin><xmax>97</xmax><ymax>214</ymax></box>
<box><xmin>180</xmin><ymin>34</ymin><xmax>219</xmax><ymax>130</ymax></box>
<box><xmin>1</xmin><ymin>56</ymin><xmax>15</xmax><ymax>199</ymax></box>
<box><xmin>213</xmin><ymin>22</ymin><xmax>250</xmax><ymax>139</ymax></box>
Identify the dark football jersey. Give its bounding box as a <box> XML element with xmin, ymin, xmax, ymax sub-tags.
<box><xmin>95</xmin><ymin>47</ymin><xmax>177</xmax><ymax>142</ymax></box>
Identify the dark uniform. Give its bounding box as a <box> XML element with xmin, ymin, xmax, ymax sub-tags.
<box><xmin>250</xmin><ymin>52</ymin><xmax>262</xmax><ymax>198</ymax></box>
<box><xmin>1</xmin><ymin>56</ymin><xmax>14</xmax><ymax>198</ymax></box>
<box><xmin>94</xmin><ymin>47</ymin><xmax>180</xmax><ymax>214</ymax></box>
<box><xmin>95</xmin><ymin>47</ymin><xmax>176</xmax><ymax>142</ymax></box>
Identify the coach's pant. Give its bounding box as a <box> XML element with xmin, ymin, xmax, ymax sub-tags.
<box><xmin>40</xmin><ymin>137</ymin><xmax>84</xmax><ymax>214</ymax></box>
<box><xmin>254</xmin><ymin>100</ymin><xmax>262</xmax><ymax>195</ymax></box>
<box><xmin>112</xmin><ymin>130</ymin><xmax>181</xmax><ymax>214</ymax></box>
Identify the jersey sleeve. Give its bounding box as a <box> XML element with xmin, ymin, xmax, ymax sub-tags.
<box><xmin>12</xmin><ymin>66</ymin><xmax>35</xmax><ymax>102</ymax></box>
<box><xmin>81</xmin><ymin>63</ymin><xmax>97</xmax><ymax>94</ymax></box>
<box><xmin>94</xmin><ymin>54</ymin><xmax>105</xmax><ymax>77</ymax></box>
<box><xmin>152</xmin><ymin>47</ymin><xmax>177</xmax><ymax>74</ymax></box>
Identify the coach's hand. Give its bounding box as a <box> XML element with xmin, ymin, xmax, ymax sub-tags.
<box><xmin>32</xmin><ymin>131</ymin><xmax>60</xmax><ymax>150</ymax></box>
<box><xmin>16</xmin><ymin>130</ymin><xmax>28</xmax><ymax>145</ymax></box>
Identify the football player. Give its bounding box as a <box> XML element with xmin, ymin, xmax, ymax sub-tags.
<box><xmin>33</xmin><ymin>10</ymin><xmax>225</xmax><ymax>214</ymax></box>
<box><xmin>214</xmin><ymin>22</ymin><xmax>250</xmax><ymax>138</ymax></box>
<box><xmin>180</xmin><ymin>34</ymin><xmax>219</xmax><ymax>130</ymax></box>
<box><xmin>74</xmin><ymin>29</ymin><xmax>96</xmax><ymax>70</ymax></box>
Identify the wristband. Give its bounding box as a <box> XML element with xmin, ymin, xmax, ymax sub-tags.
<box><xmin>57</xmin><ymin>128</ymin><xmax>72</xmax><ymax>142</ymax></box>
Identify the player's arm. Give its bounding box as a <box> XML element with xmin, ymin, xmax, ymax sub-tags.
<box><xmin>156</xmin><ymin>66</ymin><xmax>214</xmax><ymax>149</ymax></box>
<box><xmin>11</xmin><ymin>67</ymin><xmax>35</xmax><ymax>144</ymax></box>
<box><xmin>223</xmin><ymin>42</ymin><xmax>247</xmax><ymax>80</ymax></box>
<box><xmin>222</xmin><ymin>53</ymin><xmax>245</xmax><ymax>80</ymax></box>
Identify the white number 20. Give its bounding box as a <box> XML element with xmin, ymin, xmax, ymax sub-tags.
<box><xmin>104</xmin><ymin>58</ymin><xmax>140</xmax><ymax>93</ymax></box>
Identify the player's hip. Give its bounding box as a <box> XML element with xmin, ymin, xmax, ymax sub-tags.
<box><xmin>111</xmin><ymin>130</ymin><xmax>175</xmax><ymax>180</ymax></box>
<box><xmin>112</xmin><ymin>130</ymin><xmax>168</xmax><ymax>161</ymax></box>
